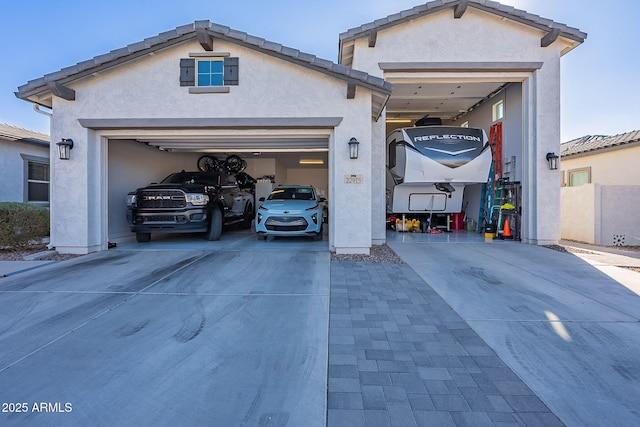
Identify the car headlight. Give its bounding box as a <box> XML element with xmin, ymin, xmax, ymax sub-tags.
<box><xmin>185</xmin><ymin>193</ymin><xmax>209</xmax><ymax>206</ymax></box>
<box><xmin>311</xmin><ymin>213</ymin><xmax>318</xmax><ymax>224</ymax></box>
<box><xmin>126</xmin><ymin>193</ymin><xmax>137</xmax><ymax>207</ymax></box>
<box><xmin>257</xmin><ymin>213</ymin><xmax>263</xmax><ymax>223</ymax></box>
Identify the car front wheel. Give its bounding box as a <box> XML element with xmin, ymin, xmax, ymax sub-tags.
<box><xmin>206</xmin><ymin>208</ymin><xmax>223</xmax><ymax>241</ymax></box>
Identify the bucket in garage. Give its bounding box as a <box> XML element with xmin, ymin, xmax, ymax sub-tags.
<box><xmin>451</xmin><ymin>212</ymin><xmax>464</xmax><ymax>230</ymax></box>
<box><xmin>484</xmin><ymin>224</ymin><xmax>496</xmax><ymax>239</ymax></box>
<box><xmin>465</xmin><ymin>218</ymin><xmax>476</xmax><ymax>232</ymax></box>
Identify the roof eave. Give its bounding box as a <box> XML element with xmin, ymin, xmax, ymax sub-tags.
<box><xmin>338</xmin><ymin>0</ymin><xmax>586</xmax><ymax>57</ymax></box>
<box><xmin>16</xmin><ymin>21</ymin><xmax>393</xmax><ymax>106</ymax></box>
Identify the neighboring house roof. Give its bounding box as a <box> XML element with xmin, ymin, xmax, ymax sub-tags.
<box><xmin>339</xmin><ymin>0</ymin><xmax>586</xmax><ymax>63</ymax></box>
<box><xmin>15</xmin><ymin>20</ymin><xmax>393</xmax><ymax>107</ymax></box>
<box><xmin>0</xmin><ymin>123</ymin><xmax>49</xmax><ymax>147</ymax></box>
<box><xmin>561</xmin><ymin>130</ymin><xmax>640</xmax><ymax>157</ymax></box>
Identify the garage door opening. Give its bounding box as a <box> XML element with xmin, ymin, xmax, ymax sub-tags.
<box><xmin>106</xmin><ymin>134</ymin><xmax>330</xmax><ymax>246</ymax></box>
<box><xmin>383</xmin><ymin>70</ymin><xmax>527</xmax><ymax>241</ymax></box>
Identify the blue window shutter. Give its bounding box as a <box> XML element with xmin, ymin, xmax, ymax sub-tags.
<box><xmin>180</xmin><ymin>58</ymin><xmax>195</xmax><ymax>86</ymax></box>
<box><xmin>224</xmin><ymin>57</ymin><xmax>239</xmax><ymax>85</ymax></box>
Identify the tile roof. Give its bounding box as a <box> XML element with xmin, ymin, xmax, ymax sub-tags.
<box><xmin>16</xmin><ymin>21</ymin><xmax>392</xmax><ymax>101</ymax></box>
<box><xmin>0</xmin><ymin>123</ymin><xmax>49</xmax><ymax>146</ymax></box>
<box><xmin>339</xmin><ymin>0</ymin><xmax>586</xmax><ymax>44</ymax></box>
<box><xmin>561</xmin><ymin>130</ymin><xmax>640</xmax><ymax>157</ymax></box>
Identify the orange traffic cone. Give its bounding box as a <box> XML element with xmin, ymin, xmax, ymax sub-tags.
<box><xmin>503</xmin><ymin>218</ymin><xmax>512</xmax><ymax>239</ymax></box>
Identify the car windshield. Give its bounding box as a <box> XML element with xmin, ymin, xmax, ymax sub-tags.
<box><xmin>161</xmin><ymin>172</ymin><xmax>220</xmax><ymax>186</ymax></box>
<box><xmin>268</xmin><ymin>187</ymin><xmax>315</xmax><ymax>201</ymax></box>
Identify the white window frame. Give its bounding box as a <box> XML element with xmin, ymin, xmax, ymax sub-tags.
<box><xmin>492</xmin><ymin>100</ymin><xmax>504</xmax><ymax>122</ymax></box>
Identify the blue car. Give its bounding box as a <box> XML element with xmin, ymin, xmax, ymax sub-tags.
<box><xmin>256</xmin><ymin>185</ymin><xmax>325</xmax><ymax>240</ymax></box>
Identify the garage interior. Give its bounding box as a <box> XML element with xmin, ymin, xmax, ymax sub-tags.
<box><xmin>107</xmin><ymin>132</ymin><xmax>330</xmax><ymax>243</ymax></box>
<box><xmin>382</xmin><ymin>69</ymin><xmax>526</xmax><ymax>239</ymax></box>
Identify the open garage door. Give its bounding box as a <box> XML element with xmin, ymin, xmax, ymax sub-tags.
<box><xmin>104</xmin><ymin>125</ymin><xmax>331</xmax><ymax>245</ymax></box>
<box><xmin>381</xmin><ymin>64</ymin><xmax>535</xmax><ymax>238</ymax></box>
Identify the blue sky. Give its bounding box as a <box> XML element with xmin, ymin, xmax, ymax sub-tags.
<box><xmin>1</xmin><ymin>0</ymin><xmax>638</xmax><ymax>142</ymax></box>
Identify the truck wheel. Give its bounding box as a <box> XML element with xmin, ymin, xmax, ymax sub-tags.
<box><xmin>240</xmin><ymin>203</ymin><xmax>253</xmax><ymax>229</ymax></box>
<box><xmin>206</xmin><ymin>208</ymin><xmax>223</xmax><ymax>241</ymax></box>
<box><xmin>136</xmin><ymin>232</ymin><xmax>151</xmax><ymax>243</ymax></box>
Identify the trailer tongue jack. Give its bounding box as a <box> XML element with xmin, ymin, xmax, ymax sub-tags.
<box><xmin>434</xmin><ymin>182</ymin><xmax>455</xmax><ymax>196</ymax></box>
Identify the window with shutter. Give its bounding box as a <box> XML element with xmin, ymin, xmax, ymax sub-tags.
<box><xmin>180</xmin><ymin>57</ymin><xmax>238</xmax><ymax>88</ymax></box>
<box><xmin>224</xmin><ymin>57</ymin><xmax>239</xmax><ymax>85</ymax></box>
<box><xmin>180</xmin><ymin>58</ymin><xmax>195</xmax><ymax>86</ymax></box>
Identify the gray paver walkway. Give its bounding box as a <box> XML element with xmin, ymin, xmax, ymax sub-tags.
<box><xmin>328</xmin><ymin>261</ymin><xmax>563</xmax><ymax>427</ymax></box>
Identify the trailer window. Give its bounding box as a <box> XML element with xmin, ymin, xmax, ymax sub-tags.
<box><xmin>388</xmin><ymin>140</ymin><xmax>397</xmax><ymax>168</ymax></box>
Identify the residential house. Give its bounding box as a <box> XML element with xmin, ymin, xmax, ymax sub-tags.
<box><xmin>560</xmin><ymin>130</ymin><xmax>640</xmax><ymax>246</ymax></box>
<box><xmin>0</xmin><ymin>123</ymin><xmax>50</xmax><ymax>206</ymax></box>
<box><xmin>14</xmin><ymin>0</ymin><xmax>585</xmax><ymax>254</ymax></box>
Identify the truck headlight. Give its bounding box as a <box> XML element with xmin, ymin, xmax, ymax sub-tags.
<box><xmin>186</xmin><ymin>193</ymin><xmax>209</xmax><ymax>206</ymax></box>
<box><xmin>126</xmin><ymin>194</ymin><xmax>137</xmax><ymax>207</ymax></box>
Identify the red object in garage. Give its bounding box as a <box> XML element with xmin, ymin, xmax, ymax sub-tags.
<box><xmin>451</xmin><ymin>212</ymin><xmax>464</xmax><ymax>230</ymax></box>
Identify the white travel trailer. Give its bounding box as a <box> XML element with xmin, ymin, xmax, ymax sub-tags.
<box><xmin>386</xmin><ymin>126</ymin><xmax>492</xmax><ymax>215</ymax></box>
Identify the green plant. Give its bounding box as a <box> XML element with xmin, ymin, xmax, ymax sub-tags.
<box><xmin>0</xmin><ymin>202</ymin><xmax>50</xmax><ymax>250</ymax></box>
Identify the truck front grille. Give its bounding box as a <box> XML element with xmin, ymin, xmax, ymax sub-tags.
<box><xmin>137</xmin><ymin>190</ymin><xmax>185</xmax><ymax>208</ymax></box>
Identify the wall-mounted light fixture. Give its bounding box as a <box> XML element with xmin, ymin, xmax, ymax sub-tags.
<box><xmin>546</xmin><ymin>152</ymin><xmax>559</xmax><ymax>170</ymax></box>
<box><xmin>348</xmin><ymin>137</ymin><xmax>360</xmax><ymax>159</ymax></box>
<box><xmin>56</xmin><ymin>138</ymin><xmax>74</xmax><ymax>160</ymax></box>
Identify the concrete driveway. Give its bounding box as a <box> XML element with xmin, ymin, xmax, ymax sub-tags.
<box><xmin>2</xmin><ymin>228</ymin><xmax>640</xmax><ymax>426</ymax></box>
<box><xmin>389</xmin><ymin>235</ymin><xmax>640</xmax><ymax>427</ymax></box>
<box><xmin>0</xmin><ymin>231</ymin><xmax>329</xmax><ymax>426</ymax></box>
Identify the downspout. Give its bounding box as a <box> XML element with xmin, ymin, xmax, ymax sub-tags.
<box><xmin>33</xmin><ymin>103</ymin><xmax>52</xmax><ymax>117</ymax></box>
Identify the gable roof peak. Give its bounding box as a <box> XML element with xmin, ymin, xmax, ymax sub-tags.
<box><xmin>16</xmin><ymin>20</ymin><xmax>392</xmax><ymax>106</ymax></box>
<box><xmin>339</xmin><ymin>0</ymin><xmax>586</xmax><ymax>46</ymax></box>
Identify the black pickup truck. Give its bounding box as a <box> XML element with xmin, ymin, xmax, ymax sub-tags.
<box><xmin>126</xmin><ymin>171</ymin><xmax>254</xmax><ymax>242</ymax></box>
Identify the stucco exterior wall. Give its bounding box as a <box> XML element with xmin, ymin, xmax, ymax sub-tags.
<box><xmin>0</xmin><ymin>141</ymin><xmax>49</xmax><ymax>203</ymax></box>
<box><xmin>561</xmin><ymin>184</ymin><xmax>640</xmax><ymax>246</ymax></box>
<box><xmin>49</xmin><ymin>38</ymin><xmax>376</xmax><ymax>253</ymax></box>
<box><xmin>348</xmin><ymin>7</ymin><xmax>571</xmax><ymax>245</ymax></box>
<box><xmin>351</xmin><ymin>8</ymin><xmax>556</xmax><ymax>73</ymax></box>
<box><xmin>561</xmin><ymin>145</ymin><xmax>640</xmax><ymax>186</ymax></box>
<box><xmin>560</xmin><ymin>184</ymin><xmax>596</xmax><ymax>244</ymax></box>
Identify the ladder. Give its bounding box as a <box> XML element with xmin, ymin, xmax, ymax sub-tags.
<box><xmin>488</xmin><ymin>122</ymin><xmax>503</xmax><ymax>186</ymax></box>
<box><xmin>477</xmin><ymin>123</ymin><xmax>503</xmax><ymax>232</ymax></box>
<box><xmin>477</xmin><ymin>162</ymin><xmax>493</xmax><ymax>232</ymax></box>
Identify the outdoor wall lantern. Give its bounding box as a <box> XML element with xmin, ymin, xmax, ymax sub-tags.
<box><xmin>546</xmin><ymin>152</ymin><xmax>559</xmax><ymax>170</ymax></box>
<box><xmin>56</xmin><ymin>138</ymin><xmax>74</xmax><ymax>160</ymax></box>
<box><xmin>348</xmin><ymin>137</ymin><xmax>360</xmax><ymax>159</ymax></box>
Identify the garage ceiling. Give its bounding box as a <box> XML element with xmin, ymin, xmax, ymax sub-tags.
<box><xmin>385</xmin><ymin>80</ymin><xmax>507</xmax><ymax>122</ymax></box>
<box><xmin>136</xmin><ymin>136</ymin><xmax>329</xmax><ymax>169</ymax></box>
